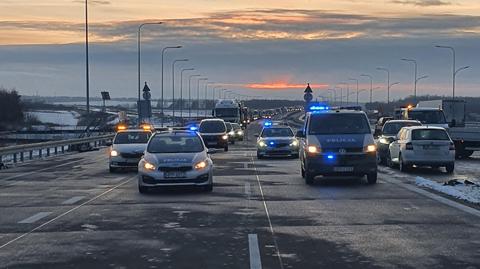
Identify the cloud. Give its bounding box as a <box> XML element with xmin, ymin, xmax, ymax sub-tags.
<box><xmin>391</xmin><ymin>0</ymin><xmax>451</xmax><ymax>6</ymax></box>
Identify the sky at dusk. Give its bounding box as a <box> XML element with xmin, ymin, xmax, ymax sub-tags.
<box><xmin>1</xmin><ymin>0</ymin><xmax>480</xmax><ymax>101</ymax></box>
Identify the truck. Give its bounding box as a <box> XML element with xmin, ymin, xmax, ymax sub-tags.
<box><xmin>396</xmin><ymin>100</ymin><xmax>480</xmax><ymax>158</ymax></box>
<box><xmin>213</xmin><ymin>99</ymin><xmax>241</xmax><ymax>123</ymax></box>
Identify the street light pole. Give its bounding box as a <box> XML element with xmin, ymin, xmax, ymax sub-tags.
<box><xmin>188</xmin><ymin>75</ymin><xmax>201</xmax><ymax>119</ymax></box>
<box><xmin>171</xmin><ymin>59</ymin><xmax>188</xmax><ymax>125</ymax></box>
<box><xmin>401</xmin><ymin>58</ymin><xmax>418</xmax><ymax>100</ymax></box>
<box><xmin>349</xmin><ymin>78</ymin><xmax>359</xmax><ymax>105</ymax></box>
<box><xmin>180</xmin><ymin>68</ymin><xmax>194</xmax><ymax>123</ymax></box>
<box><xmin>377</xmin><ymin>67</ymin><xmax>390</xmax><ymax>104</ymax></box>
<box><xmin>137</xmin><ymin>22</ymin><xmax>162</xmax><ymax>101</ymax></box>
<box><xmin>160</xmin><ymin>45</ymin><xmax>181</xmax><ymax>126</ymax></box>
<box><xmin>85</xmin><ymin>0</ymin><xmax>90</xmax><ymax>114</ymax></box>
<box><xmin>197</xmin><ymin>78</ymin><xmax>208</xmax><ymax>118</ymax></box>
<box><xmin>212</xmin><ymin>86</ymin><xmax>221</xmax><ymax>111</ymax></box>
<box><xmin>360</xmin><ymin>74</ymin><xmax>373</xmax><ymax>103</ymax></box>
<box><xmin>204</xmin><ymin>82</ymin><xmax>215</xmax><ymax>117</ymax></box>
<box><xmin>435</xmin><ymin>45</ymin><xmax>456</xmax><ymax>99</ymax></box>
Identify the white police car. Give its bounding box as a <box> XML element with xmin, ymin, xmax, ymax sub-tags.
<box><xmin>297</xmin><ymin>105</ymin><xmax>377</xmax><ymax>185</ymax></box>
<box><xmin>256</xmin><ymin>121</ymin><xmax>299</xmax><ymax>159</ymax></box>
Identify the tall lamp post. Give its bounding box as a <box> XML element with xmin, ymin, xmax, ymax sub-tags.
<box><xmin>348</xmin><ymin>78</ymin><xmax>359</xmax><ymax>105</ymax></box>
<box><xmin>376</xmin><ymin>67</ymin><xmax>391</xmax><ymax>104</ymax></box>
<box><xmin>188</xmin><ymin>75</ymin><xmax>201</xmax><ymax>119</ymax></box>
<box><xmin>137</xmin><ymin>22</ymin><xmax>162</xmax><ymax>101</ymax></box>
<box><xmin>160</xmin><ymin>45</ymin><xmax>182</xmax><ymax>126</ymax></box>
<box><xmin>360</xmin><ymin>74</ymin><xmax>373</xmax><ymax>103</ymax></box>
<box><xmin>85</xmin><ymin>0</ymin><xmax>90</xmax><ymax>114</ymax></box>
<box><xmin>204</xmin><ymin>82</ymin><xmax>215</xmax><ymax>117</ymax></box>
<box><xmin>180</xmin><ymin>68</ymin><xmax>194</xmax><ymax>123</ymax></box>
<box><xmin>197</xmin><ymin>78</ymin><xmax>208</xmax><ymax>118</ymax></box>
<box><xmin>435</xmin><ymin>45</ymin><xmax>470</xmax><ymax>99</ymax></box>
<box><xmin>171</xmin><ymin>59</ymin><xmax>188</xmax><ymax>125</ymax></box>
<box><xmin>327</xmin><ymin>89</ymin><xmax>336</xmax><ymax>104</ymax></box>
<box><xmin>212</xmin><ymin>86</ymin><xmax>221</xmax><ymax>110</ymax></box>
<box><xmin>401</xmin><ymin>58</ymin><xmax>418</xmax><ymax>100</ymax></box>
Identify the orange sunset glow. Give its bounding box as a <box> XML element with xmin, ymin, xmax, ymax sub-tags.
<box><xmin>245</xmin><ymin>82</ymin><xmax>329</xmax><ymax>90</ymax></box>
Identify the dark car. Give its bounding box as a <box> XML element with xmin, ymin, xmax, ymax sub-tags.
<box><xmin>199</xmin><ymin>119</ymin><xmax>229</xmax><ymax>151</ymax></box>
<box><xmin>376</xmin><ymin>120</ymin><xmax>422</xmax><ymax>165</ymax></box>
<box><xmin>374</xmin><ymin>117</ymin><xmax>393</xmax><ymax>136</ymax></box>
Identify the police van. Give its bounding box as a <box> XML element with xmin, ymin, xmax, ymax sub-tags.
<box><xmin>297</xmin><ymin>105</ymin><xmax>377</xmax><ymax>185</ymax></box>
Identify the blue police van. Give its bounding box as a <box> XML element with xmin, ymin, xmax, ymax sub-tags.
<box><xmin>297</xmin><ymin>105</ymin><xmax>377</xmax><ymax>185</ymax></box>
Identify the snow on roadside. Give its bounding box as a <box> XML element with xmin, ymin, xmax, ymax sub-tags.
<box><xmin>415</xmin><ymin>176</ymin><xmax>480</xmax><ymax>204</ymax></box>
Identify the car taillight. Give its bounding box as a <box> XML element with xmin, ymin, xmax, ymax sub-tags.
<box><xmin>405</xmin><ymin>143</ymin><xmax>413</xmax><ymax>150</ymax></box>
<box><xmin>449</xmin><ymin>143</ymin><xmax>455</xmax><ymax>150</ymax></box>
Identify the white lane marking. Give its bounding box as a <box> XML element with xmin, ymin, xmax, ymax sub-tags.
<box><xmin>244</xmin><ymin>162</ymin><xmax>249</xmax><ymax>169</ymax></box>
<box><xmin>249</xmin><ymin>234</ymin><xmax>262</xmax><ymax>269</ymax></box>
<box><xmin>18</xmin><ymin>212</ymin><xmax>52</xmax><ymax>224</ymax></box>
<box><xmin>383</xmin><ymin>177</ymin><xmax>480</xmax><ymax>218</ymax></box>
<box><xmin>245</xmin><ymin>182</ymin><xmax>251</xmax><ymax>197</ymax></box>
<box><xmin>61</xmin><ymin>196</ymin><xmax>85</xmax><ymax>205</ymax></box>
<box><xmin>251</xmin><ymin>156</ymin><xmax>285</xmax><ymax>269</ymax></box>
<box><xmin>0</xmin><ymin>175</ymin><xmax>135</xmax><ymax>250</ymax></box>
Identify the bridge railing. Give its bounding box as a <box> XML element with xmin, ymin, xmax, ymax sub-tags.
<box><xmin>0</xmin><ymin>134</ymin><xmax>114</xmax><ymax>165</ymax></box>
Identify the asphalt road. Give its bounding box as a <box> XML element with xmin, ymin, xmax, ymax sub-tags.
<box><xmin>1</xmin><ymin>121</ymin><xmax>480</xmax><ymax>268</ymax></box>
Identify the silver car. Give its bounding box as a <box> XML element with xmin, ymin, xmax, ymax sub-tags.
<box><xmin>256</xmin><ymin>125</ymin><xmax>299</xmax><ymax>159</ymax></box>
<box><xmin>138</xmin><ymin>130</ymin><xmax>214</xmax><ymax>193</ymax></box>
<box><xmin>109</xmin><ymin>129</ymin><xmax>152</xmax><ymax>172</ymax></box>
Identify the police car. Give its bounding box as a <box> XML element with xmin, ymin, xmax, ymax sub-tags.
<box><xmin>109</xmin><ymin>125</ymin><xmax>153</xmax><ymax>172</ymax></box>
<box><xmin>297</xmin><ymin>105</ymin><xmax>377</xmax><ymax>185</ymax></box>
<box><xmin>256</xmin><ymin>121</ymin><xmax>299</xmax><ymax>159</ymax></box>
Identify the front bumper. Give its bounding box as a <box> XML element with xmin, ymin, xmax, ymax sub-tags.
<box><xmin>109</xmin><ymin>157</ymin><xmax>141</xmax><ymax>168</ymax></box>
<box><xmin>305</xmin><ymin>153</ymin><xmax>377</xmax><ymax>176</ymax></box>
<box><xmin>138</xmin><ymin>167</ymin><xmax>213</xmax><ymax>187</ymax></box>
<box><xmin>258</xmin><ymin>146</ymin><xmax>299</xmax><ymax>157</ymax></box>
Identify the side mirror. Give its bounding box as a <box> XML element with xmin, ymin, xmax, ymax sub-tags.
<box><xmin>296</xmin><ymin>130</ymin><xmax>305</xmax><ymax>138</ymax></box>
<box><xmin>373</xmin><ymin>129</ymin><xmax>381</xmax><ymax>137</ymax></box>
<box><xmin>207</xmin><ymin>148</ymin><xmax>218</xmax><ymax>154</ymax></box>
<box><xmin>105</xmin><ymin>142</ymin><xmax>112</xmax><ymax>147</ymax></box>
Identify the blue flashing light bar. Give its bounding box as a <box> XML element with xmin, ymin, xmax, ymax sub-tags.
<box><xmin>189</xmin><ymin>126</ymin><xmax>198</xmax><ymax>131</ymax></box>
<box><xmin>310</xmin><ymin>105</ymin><xmax>330</xmax><ymax>111</ymax></box>
<box><xmin>264</xmin><ymin>121</ymin><xmax>273</xmax><ymax>127</ymax></box>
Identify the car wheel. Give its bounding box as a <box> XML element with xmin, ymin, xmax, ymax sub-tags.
<box><xmin>386</xmin><ymin>152</ymin><xmax>394</xmax><ymax>168</ymax></box>
<box><xmin>367</xmin><ymin>173</ymin><xmax>377</xmax><ymax>184</ymax></box>
<box><xmin>203</xmin><ymin>183</ymin><xmax>213</xmax><ymax>192</ymax></box>
<box><xmin>301</xmin><ymin>165</ymin><xmax>305</xmax><ymax>178</ymax></box>
<box><xmin>399</xmin><ymin>155</ymin><xmax>410</xmax><ymax>172</ymax></box>
<box><xmin>257</xmin><ymin>153</ymin><xmax>263</xmax><ymax>159</ymax></box>
<box><xmin>305</xmin><ymin>171</ymin><xmax>315</xmax><ymax>185</ymax></box>
<box><xmin>446</xmin><ymin>163</ymin><xmax>455</xmax><ymax>174</ymax></box>
<box><xmin>231</xmin><ymin>140</ymin><xmax>235</xmax><ymax>145</ymax></box>
<box><xmin>224</xmin><ymin>146</ymin><xmax>229</xmax><ymax>152</ymax></box>
<box><xmin>138</xmin><ymin>185</ymin><xmax>149</xmax><ymax>194</ymax></box>
<box><xmin>109</xmin><ymin>166</ymin><xmax>117</xmax><ymax>173</ymax></box>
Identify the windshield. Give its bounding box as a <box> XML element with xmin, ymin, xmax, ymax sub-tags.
<box><xmin>114</xmin><ymin>132</ymin><xmax>150</xmax><ymax>144</ymax></box>
<box><xmin>412</xmin><ymin>129</ymin><xmax>450</xmax><ymax>140</ymax></box>
<box><xmin>383</xmin><ymin>122</ymin><xmax>421</xmax><ymax>135</ymax></box>
<box><xmin>148</xmin><ymin>135</ymin><xmax>204</xmax><ymax>153</ymax></box>
<box><xmin>232</xmin><ymin>123</ymin><xmax>241</xmax><ymax>130</ymax></box>
<box><xmin>408</xmin><ymin>111</ymin><xmax>446</xmax><ymax>124</ymax></box>
<box><xmin>215</xmin><ymin>108</ymin><xmax>239</xmax><ymax>117</ymax></box>
<box><xmin>225</xmin><ymin>123</ymin><xmax>232</xmax><ymax>132</ymax></box>
<box><xmin>199</xmin><ymin>121</ymin><xmax>226</xmax><ymax>133</ymax></box>
<box><xmin>309</xmin><ymin>114</ymin><xmax>371</xmax><ymax>134</ymax></box>
<box><xmin>261</xmin><ymin>128</ymin><xmax>294</xmax><ymax>137</ymax></box>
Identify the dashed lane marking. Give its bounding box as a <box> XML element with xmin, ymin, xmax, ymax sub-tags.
<box><xmin>249</xmin><ymin>234</ymin><xmax>262</xmax><ymax>269</ymax></box>
<box><xmin>18</xmin><ymin>212</ymin><xmax>52</xmax><ymax>224</ymax></box>
<box><xmin>61</xmin><ymin>196</ymin><xmax>85</xmax><ymax>205</ymax></box>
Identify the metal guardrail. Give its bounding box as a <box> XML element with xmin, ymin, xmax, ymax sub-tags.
<box><xmin>0</xmin><ymin>134</ymin><xmax>114</xmax><ymax>165</ymax></box>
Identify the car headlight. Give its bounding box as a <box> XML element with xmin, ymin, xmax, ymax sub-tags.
<box><xmin>222</xmin><ymin>135</ymin><xmax>229</xmax><ymax>140</ymax></box>
<box><xmin>365</xmin><ymin>144</ymin><xmax>377</xmax><ymax>153</ymax></box>
<box><xmin>110</xmin><ymin>150</ymin><xmax>119</xmax><ymax>157</ymax></box>
<box><xmin>258</xmin><ymin>140</ymin><xmax>267</xmax><ymax>147</ymax></box>
<box><xmin>290</xmin><ymin>140</ymin><xmax>299</xmax><ymax>147</ymax></box>
<box><xmin>144</xmin><ymin>162</ymin><xmax>156</xmax><ymax>171</ymax></box>
<box><xmin>307</xmin><ymin>145</ymin><xmax>320</xmax><ymax>154</ymax></box>
<box><xmin>194</xmin><ymin>160</ymin><xmax>208</xmax><ymax>170</ymax></box>
<box><xmin>379</xmin><ymin>138</ymin><xmax>389</xmax><ymax>144</ymax></box>
<box><xmin>237</xmin><ymin>131</ymin><xmax>244</xmax><ymax>135</ymax></box>
<box><xmin>229</xmin><ymin>131</ymin><xmax>235</xmax><ymax>136</ymax></box>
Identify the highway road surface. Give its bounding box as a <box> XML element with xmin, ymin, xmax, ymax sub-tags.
<box><xmin>1</xmin><ymin>121</ymin><xmax>480</xmax><ymax>268</ymax></box>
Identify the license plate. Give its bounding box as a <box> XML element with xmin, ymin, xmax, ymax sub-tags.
<box><xmin>423</xmin><ymin>145</ymin><xmax>439</xmax><ymax>150</ymax></box>
<box><xmin>333</xmin><ymin>167</ymin><xmax>354</xmax><ymax>172</ymax></box>
<box><xmin>164</xmin><ymin>171</ymin><xmax>186</xmax><ymax>178</ymax></box>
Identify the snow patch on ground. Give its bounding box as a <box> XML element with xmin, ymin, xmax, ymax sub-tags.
<box><xmin>415</xmin><ymin>176</ymin><xmax>480</xmax><ymax>204</ymax></box>
<box><xmin>28</xmin><ymin>110</ymin><xmax>79</xmax><ymax>126</ymax></box>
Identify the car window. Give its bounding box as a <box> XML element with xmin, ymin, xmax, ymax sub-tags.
<box><xmin>261</xmin><ymin>128</ymin><xmax>293</xmax><ymax>137</ymax></box>
<box><xmin>408</xmin><ymin>111</ymin><xmax>446</xmax><ymax>124</ymax></box>
<box><xmin>412</xmin><ymin>129</ymin><xmax>450</xmax><ymax>140</ymax></box>
<box><xmin>232</xmin><ymin>124</ymin><xmax>241</xmax><ymax>130</ymax></box>
<box><xmin>148</xmin><ymin>135</ymin><xmax>204</xmax><ymax>153</ymax></box>
<box><xmin>225</xmin><ymin>123</ymin><xmax>232</xmax><ymax>132</ymax></box>
<box><xmin>309</xmin><ymin>113</ymin><xmax>371</xmax><ymax>135</ymax></box>
<box><xmin>199</xmin><ymin>121</ymin><xmax>226</xmax><ymax>133</ymax></box>
<box><xmin>114</xmin><ymin>132</ymin><xmax>150</xmax><ymax>144</ymax></box>
<box><xmin>383</xmin><ymin>122</ymin><xmax>421</xmax><ymax>135</ymax></box>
